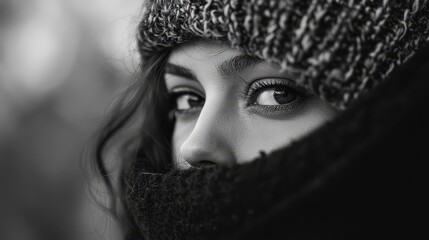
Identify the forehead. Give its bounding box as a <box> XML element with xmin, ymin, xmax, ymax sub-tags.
<box><xmin>167</xmin><ymin>40</ymin><xmax>243</xmax><ymax>65</ymax></box>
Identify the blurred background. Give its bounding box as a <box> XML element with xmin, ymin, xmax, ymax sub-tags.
<box><xmin>0</xmin><ymin>0</ymin><xmax>143</xmax><ymax>239</ymax></box>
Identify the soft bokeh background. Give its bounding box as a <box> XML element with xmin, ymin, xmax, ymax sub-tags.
<box><xmin>0</xmin><ymin>0</ymin><xmax>144</xmax><ymax>239</ymax></box>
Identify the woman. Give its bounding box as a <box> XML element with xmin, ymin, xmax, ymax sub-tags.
<box><xmin>93</xmin><ymin>1</ymin><xmax>429</xmax><ymax>239</ymax></box>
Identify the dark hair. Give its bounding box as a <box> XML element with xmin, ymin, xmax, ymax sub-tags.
<box><xmin>89</xmin><ymin>49</ymin><xmax>174</xmax><ymax>238</ymax></box>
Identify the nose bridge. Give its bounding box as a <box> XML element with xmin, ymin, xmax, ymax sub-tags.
<box><xmin>179</xmin><ymin>96</ymin><xmax>236</xmax><ymax>167</ymax></box>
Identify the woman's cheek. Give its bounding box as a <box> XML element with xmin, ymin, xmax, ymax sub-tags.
<box><xmin>236</xmin><ymin>99</ymin><xmax>339</xmax><ymax>163</ymax></box>
<box><xmin>171</xmin><ymin>98</ymin><xmax>339</xmax><ymax>166</ymax></box>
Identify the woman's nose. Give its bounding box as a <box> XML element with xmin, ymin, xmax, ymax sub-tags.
<box><xmin>179</xmin><ymin>102</ymin><xmax>236</xmax><ymax>168</ymax></box>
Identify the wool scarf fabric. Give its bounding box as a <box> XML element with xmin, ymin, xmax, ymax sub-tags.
<box><xmin>124</xmin><ymin>45</ymin><xmax>429</xmax><ymax>240</ymax></box>
<box><xmin>137</xmin><ymin>0</ymin><xmax>429</xmax><ymax>109</ymax></box>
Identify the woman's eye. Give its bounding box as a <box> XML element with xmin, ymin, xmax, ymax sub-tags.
<box><xmin>246</xmin><ymin>78</ymin><xmax>312</xmax><ymax>115</ymax></box>
<box><xmin>176</xmin><ymin>94</ymin><xmax>203</xmax><ymax>110</ymax></box>
<box><xmin>255</xmin><ymin>87</ymin><xmax>298</xmax><ymax>106</ymax></box>
<box><xmin>170</xmin><ymin>91</ymin><xmax>204</xmax><ymax>116</ymax></box>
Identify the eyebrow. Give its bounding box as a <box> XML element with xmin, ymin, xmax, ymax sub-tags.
<box><xmin>165</xmin><ymin>63</ymin><xmax>197</xmax><ymax>81</ymax></box>
<box><xmin>217</xmin><ymin>54</ymin><xmax>263</xmax><ymax>79</ymax></box>
<box><xmin>164</xmin><ymin>54</ymin><xmax>264</xmax><ymax>81</ymax></box>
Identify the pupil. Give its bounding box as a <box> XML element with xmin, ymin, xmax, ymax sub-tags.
<box><xmin>188</xmin><ymin>95</ymin><xmax>203</xmax><ymax>107</ymax></box>
<box><xmin>274</xmin><ymin>89</ymin><xmax>296</xmax><ymax>104</ymax></box>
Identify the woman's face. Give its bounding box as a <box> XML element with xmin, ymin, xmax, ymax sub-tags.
<box><xmin>165</xmin><ymin>40</ymin><xmax>338</xmax><ymax>169</ymax></box>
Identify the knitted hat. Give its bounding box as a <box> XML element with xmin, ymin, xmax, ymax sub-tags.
<box><xmin>137</xmin><ymin>0</ymin><xmax>429</xmax><ymax>109</ymax></box>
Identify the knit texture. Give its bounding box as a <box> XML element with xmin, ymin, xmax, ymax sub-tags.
<box><xmin>137</xmin><ymin>0</ymin><xmax>429</xmax><ymax>109</ymax></box>
<box><xmin>125</xmin><ymin>44</ymin><xmax>429</xmax><ymax>240</ymax></box>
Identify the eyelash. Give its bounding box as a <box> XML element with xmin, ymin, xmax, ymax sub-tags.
<box><xmin>168</xmin><ymin>79</ymin><xmax>313</xmax><ymax>118</ymax></box>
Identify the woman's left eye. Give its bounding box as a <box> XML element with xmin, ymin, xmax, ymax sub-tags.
<box><xmin>246</xmin><ymin>78</ymin><xmax>312</xmax><ymax>114</ymax></box>
<box><xmin>255</xmin><ymin>87</ymin><xmax>298</xmax><ymax>106</ymax></box>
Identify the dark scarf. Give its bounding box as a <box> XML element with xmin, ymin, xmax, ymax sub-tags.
<box><xmin>125</xmin><ymin>45</ymin><xmax>429</xmax><ymax>240</ymax></box>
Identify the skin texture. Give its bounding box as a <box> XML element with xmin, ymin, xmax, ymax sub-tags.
<box><xmin>165</xmin><ymin>40</ymin><xmax>339</xmax><ymax>169</ymax></box>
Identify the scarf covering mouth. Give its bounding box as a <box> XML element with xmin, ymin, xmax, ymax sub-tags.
<box><xmin>137</xmin><ymin>0</ymin><xmax>429</xmax><ymax>109</ymax></box>
<box><xmin>124</xmin><ymin>44</ymin><xmax>429</xmax><ymax>240</ymax></box>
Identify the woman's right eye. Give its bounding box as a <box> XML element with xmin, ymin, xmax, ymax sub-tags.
<box><xmin>170</xmin><ymin>90</ymin><xmax>205</xmax><ymax>117</ymax></box>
